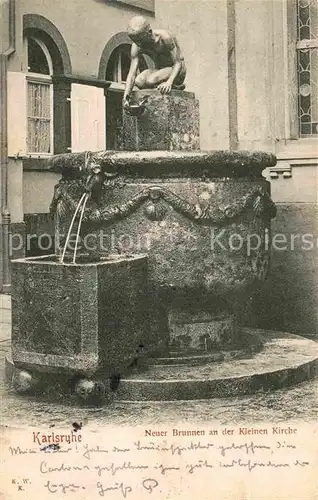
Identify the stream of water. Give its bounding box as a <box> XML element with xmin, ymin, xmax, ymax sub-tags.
<box><xmin>60</xmin><ymin>192</ymin><xmax>89</xmax><ymax>264</ymax></box>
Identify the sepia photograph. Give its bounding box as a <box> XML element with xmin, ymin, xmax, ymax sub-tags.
<box><xmin>0</xmin><ymin>0</ymin><xmax>317</xmax><ymax>498</ymax></box>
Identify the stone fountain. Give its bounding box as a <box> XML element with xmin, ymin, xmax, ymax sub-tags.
<box><xmin>6</xmin><ymin>88</ymin><xmax>317</xmax><ymax>403</ymax></box>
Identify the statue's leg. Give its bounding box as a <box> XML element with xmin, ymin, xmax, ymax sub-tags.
<box><xmin>135</xmin><ymin>69</ymin><xmax>155</xmax><ymax>89</ymax></box>
<box><xmin>135</xmin><ymin>68</ymin><xmax>172</xmax><ymax>89</ymax></box>
<box><xmin>145</xmin><ymin>68</ymin><xmax>172</xmax><ymax>87</ymax></box>
<box><xmin>135</xmin><ymin>66</ymin><xmax>186</xmax><ymax>90</ymax></box>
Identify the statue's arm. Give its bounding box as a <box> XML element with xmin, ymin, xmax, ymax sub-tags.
<box><xmin>167</xmin><ymin>37</ymin><xmax>184</xmax><ymax>84</ymax></box>
<box><xmin>157</xmin><ymin>35</ymin><xmax>184</xmax><ymax>94</ymax></box>
<box><xmin>123</xmin><ymin>44</ymin><xmax>140</xmax><ymax>107</ymax></box>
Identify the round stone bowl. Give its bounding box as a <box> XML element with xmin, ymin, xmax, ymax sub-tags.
<box><xmin>50</xmin><ymin>150</ymin><xmax>277</xmax><ymax>353</ymax></box>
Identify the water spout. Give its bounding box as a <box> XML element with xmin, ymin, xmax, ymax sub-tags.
<box><xmin>60</xmin><ymin>192</ymin><xmax>87</xmax><ymax>264</ymax></box>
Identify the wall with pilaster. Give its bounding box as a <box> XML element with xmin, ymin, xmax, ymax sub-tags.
<box><xmin>155</xmin><ymin>0</ymin><xmax>317</xmax><ymax>336</ymax></box>
<box><xmin>235</xmin><ymin>0</ymin><xmax>275</xmax><ymax>151</ymax></box>
<box><xmin>155</xmin><ymin>0</ymin><xmax>230</xmax><ymax>150</ymax></box>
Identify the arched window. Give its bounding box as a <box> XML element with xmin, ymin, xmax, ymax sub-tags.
<box><xmin>7</xmin><ymin>15</ymin><xmax>72</xmax><ymax>158</ymax></box>
<box><xmin>27</xmin><ymin>37</ymin><xmax>52</xmax><ymax>75</ymax></box>
<box><xmin>106</xmin><ymin>44</ymin><xmax>147</xmax><ymax>83</ymax></box>
<box><xmin>26</xmin><ymin>37</ymin><xmax>53</xmax><ymax>154</ymax></box>
<box><xmin>296</xmin><ymin>0</ymin><xmax>318</xmax><ymax>136</ymax></box>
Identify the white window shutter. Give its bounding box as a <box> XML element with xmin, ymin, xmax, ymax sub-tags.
<box><xmin>7</xmin><ymin>72</ymin><xmax>27</xmax><ymax>156</ymax></box>
<box><xmin>71</xmin><ymin>84</ymin><xmax>106</xmax><ymax>153</ymax></box>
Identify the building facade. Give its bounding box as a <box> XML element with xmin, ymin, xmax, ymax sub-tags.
<box><xmin>0</xmin><ymin>0</ymin><xmax>317</xmax><ymax>334</ymax></box>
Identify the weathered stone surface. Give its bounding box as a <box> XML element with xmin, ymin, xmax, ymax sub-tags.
<box><xmin>74</xmin><ymin>378</ymin><xmax>106</xmax><ymax>405</ymax></box>
<box><xmin>49</xmin><ymin>149</ymin><xmax>277</xmax><ymax>179</ymax></box>
<box><xmin>1</xmin><ymin>350</ymin><xmax>318</xmax><ymax>423</ymax></box>
<box><xmin>122</xmin><ymin>90</ymin><xmax>200</xmax><ymax>151</ymax></box>
<box><xmin>53</xmin><ymin>182</ymin><xmax>274</xmax><ymax>354</ymax></box>
<box><xmin>168</xmin><ymin>310</ymin><xmax>236</xmax><ymax>351</ymax></box>
<box><xmin>11</xmin><ymin>254</ymin><xmax>149</xmax><ymax>377</ymax></box>
<box><xmin>47</xmin><ymin>149</ymin><xmax>277</xmax><ymax>354</ymax></box>
<box><xmin>152</xmin><ymin>328</ymin><xmax>264</xmax><ymax>366</ymax></box>
<box><xmin>5</xmin><ymin>328</ymin><xmax>318</xmax><ymax>402</ymax></box>
<box><xmin>114</xmin><ymin>330</ymin><xmax>318</xmax><ymax>401</ymax></box>
<box><xmin>12</xmin><ymin>369</ymin><xmax>35</xmax><ymax>393</ymax></box>
<box><xmin>79</xmin><ymin>178</ymin><xmax>274</xmax><ymax>296</ymax></box>
<box><xmin>2</xmin><ymin>326</ymin><xmax>317</xmax><ymax>419</ymax></box>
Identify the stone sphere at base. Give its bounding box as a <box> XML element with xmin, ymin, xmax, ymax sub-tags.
<box><xmin>12</xmin><ymin>370</ymin><xmax>34</xmax><ymax>393</ymax></box>
<box><xmin>74</xmin><ymin>378</ymin><xmax>106</xmax><ymax>403</ymax></box>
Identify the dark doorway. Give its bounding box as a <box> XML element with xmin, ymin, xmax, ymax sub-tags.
<box><xmin>106</xmin><ymin>89</ymin><xmax>124</xmax><ymax>150</ymax></box>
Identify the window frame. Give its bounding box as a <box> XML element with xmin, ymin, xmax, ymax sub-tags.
<box><xmin>114</xmin><ymin>50</ymin><xmax>124</xmax><ymax>83</ymax></box>
<box><xmin>26</xmin><ymin>37</ymin><xmax>54</xmax><ymax>157</ymax></box>
<box><xmin>107</xmin><ymin>44</ymin><xmax>139</xmax><ymax>85</ymax></box>
<box><xmin>295</xmin><ymin>0</ymin><xmax>318</xmax><ymax>138</ymax></box>
<box><xmin>26</xmin><ymin>74</ymin><xmax>54</xmax><ymax>156</ymax></box>
<box><xmin>275</xmin><ymin>0</ymin><xmax>317</xmax><ymax>159</ymax></box>
<box><xmin>27</xmin><ymin>36</ymin><xmax>54</xmax><ymax>75</ymax></box>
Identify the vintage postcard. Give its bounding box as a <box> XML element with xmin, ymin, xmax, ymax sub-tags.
<box><xmin>0</xmin><ymin>0</ymin><xmax>317</xmax><ymax>498</ymax></box>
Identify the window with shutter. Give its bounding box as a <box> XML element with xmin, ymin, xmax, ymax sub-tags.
<box><xmin>26</xmin><ymin>37</ymin><xmax>54</xmax><ymax>154</ymax></box>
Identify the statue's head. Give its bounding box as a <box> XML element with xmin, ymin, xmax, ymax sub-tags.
<box><xmin>127</xmin><ymin>16</ymin><xmax>154</xmax><ymax>45</ymax></box>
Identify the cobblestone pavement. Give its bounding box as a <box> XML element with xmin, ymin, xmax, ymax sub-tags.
<box><xmin>1</xmin><ymin>294</ymin><xmax>317</xmax><ymax>428</ymax></box>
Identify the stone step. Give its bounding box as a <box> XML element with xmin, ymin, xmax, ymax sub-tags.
<box><xmin>114</xmin><ymin>329</ymin><xmax>318</xmax><ymax>401</ymax></box>
<box><xmin>149</xmin><ymin>329</ymin><xmax>264</xmax><ymax>366</ymax></box>
<box><xmin>5</xmin><ymin>329</ymin><xmax>318</xmax><ymax>404</ymax></box>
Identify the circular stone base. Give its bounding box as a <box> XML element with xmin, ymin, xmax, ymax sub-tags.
<box><xmin>4</xmin><ymin>329</ymin><xmax>318</xmax><ymax>403</ymax></box>
<box><xmin>114</xmin><ymin>329</ymin><xmax>318</xmax><ymax>401</ymax></box>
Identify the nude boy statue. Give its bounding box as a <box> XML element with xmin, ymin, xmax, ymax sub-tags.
<box><xmin>123</xmin><ymin>16</ymin><xmax>186</xmax><ymax>110</ymax></box>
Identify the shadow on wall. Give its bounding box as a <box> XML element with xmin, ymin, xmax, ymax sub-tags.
<box><xmin>252</xmin><ymin>204</ymin><xmax>317</xmax><ymax>338</ymax></box>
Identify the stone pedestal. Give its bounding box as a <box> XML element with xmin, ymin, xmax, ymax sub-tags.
<box><xmin>122</xmin><ymin>89</ymin><xmax>200</xmax><ymax>151</ymax></box>
<box><xmin>11</xmin><ymin>254</ymin><xmax>149</xmax><ymax>378</ymax></box>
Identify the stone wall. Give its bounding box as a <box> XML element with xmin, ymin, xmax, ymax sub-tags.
<box><xmin>253</xmin><ymin>203</ymin><xmax>317</xmax><ymax>337</ymax></box>
<box><xmin>254</xmin><ymin>164</ymin><xmax>318</xmax><ymax>337</ymax></box>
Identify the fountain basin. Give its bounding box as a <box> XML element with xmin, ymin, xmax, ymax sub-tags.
<box><xmin>7</xmin><ymin>151</ymin><xmax>317</xmax><ymax>403</ymax></box>
<box><xmin>51</xmin><ymin>150</ymin><xmax>277</xmax><ymax>290</ymax></box>
<box><xmin>11</xmin><ymin>254</ymin><xmax>149</xmax><ymax>377</ymax></box>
